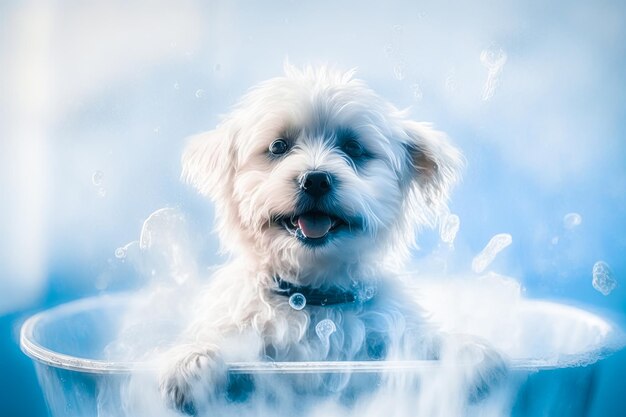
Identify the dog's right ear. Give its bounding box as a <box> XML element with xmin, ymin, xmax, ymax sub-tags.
<box><xmin>181</xmin><ymin>127</ymin><xmax>234</xmax><ymax>199</ymax></box>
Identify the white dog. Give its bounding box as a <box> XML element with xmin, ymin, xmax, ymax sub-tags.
<box><xmin>159</xmin><ymin>65</ymin><xmax>503</xmax><ymax>414</ymax></box>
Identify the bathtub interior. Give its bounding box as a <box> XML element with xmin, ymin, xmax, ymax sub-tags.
<box><xmin>20</xmin><ymin>290</ymin><xmax>624</xmax><ymax>417</ymax></box>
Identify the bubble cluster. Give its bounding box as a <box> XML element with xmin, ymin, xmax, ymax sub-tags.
<box><xmin>592</xmin><ymin>261</ymin><xmax>617</xmax><ymax>296</ymax></box>
<box><xmin>315</xmin><ymin>319</ymin><xmax>337</xmax><ymax>347</ymax></box>
<box><xmin>288</xmin><ymin>293</ymin><xmax>306</xmax><ymax>310</ymax></box>
<box><xmin>563</xmin><ymin>213</ymin><xmax>582</xmax><ymax>230</ymax></box>
<box><xmin>357</xmin><ymin>286</ymin><xmax>376</xmax><ymax>303</ymax></box>
<box><xmin>472</xmin><ymin>233</ymin><xmax>512</xmax><ymax>274</ymax></box>
<box><xmin>480</xmin><ymin>46</ymin><xmax>507</xmax><ymax>101</ymax></box>
<box><xmin>440</xmin><ymin>214</ymin><xmax>461</xmax><ymax>244</ymax></box>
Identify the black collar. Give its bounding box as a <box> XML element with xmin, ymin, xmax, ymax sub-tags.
<box><xmin>271</xmin><ymin>276</ymin><xmax>361</xmax><ymax>307</ymax></box>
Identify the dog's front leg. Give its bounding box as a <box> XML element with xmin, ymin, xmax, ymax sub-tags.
<box><xmin>159</xmin><ymin>341</ymin><xmax>228</xmax><ymax>414</ymax></box>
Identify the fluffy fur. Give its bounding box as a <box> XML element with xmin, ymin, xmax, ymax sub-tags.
<box><xmin>159</xmin><ymin>65</ymin><xmax>499</xmax><ymax>413</ymax></box>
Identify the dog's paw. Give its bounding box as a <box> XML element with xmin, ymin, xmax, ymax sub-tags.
<box><xmin>159</xmin><ymin>345</ymin><xmax>227</xmax><ymax>414</ymax></box>
<box><xmin>458</xmin><ymin>340</ymin><xmax>508</xmax><ymax>402</ymax></box>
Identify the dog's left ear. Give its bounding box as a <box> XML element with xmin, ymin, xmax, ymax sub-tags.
<box><xmin>402</xmin><ymin>121</ymin><xmax>464</xmax><ymax>216</ymax></box>
<box><xmin>180</xmin><ymin>126</ymin><xmax>234</xmax><ymax>201</ymax></box>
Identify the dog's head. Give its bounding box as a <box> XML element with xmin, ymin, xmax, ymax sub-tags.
<box><xmin>182</xmin><ymin>65</ymin><xmax>463</xmax><ymax>283</ymax></box>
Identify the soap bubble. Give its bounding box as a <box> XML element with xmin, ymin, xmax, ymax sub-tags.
<box><xmin>315</xmin><ymin>319</ymin><xmax>337</xmax><ymax>346</ymax></box>
<box><xmin>480</xmin><ymin>47</ymin><xmax>507</xmax><ymax>71</ymax></box>
<box><xmin>383</xmin><ymin>44</ymin><xmax>394</xmax><ymax>56</ymax></box>
<box><xmin>289</xmin><ymin>293</ymin><xmax>306</xmax><ymax>310</ymax></box>
<box><xmin>97</xmin><ymin>187</ymin><xmax>107</xmax><ymax>198</ymax></box>
<box><xmin>592</xmin><ymin>261</ymin><xmax>617</xmax><ymax>296</ymax></box>
<box><xmin>410</xmin><ymin>83</ymin><xmax>423</xmax><ymax>101</ymax></box>
<box><xmin>480</xmin><ymin>46</ymin><xmax>507</xmax><ymax>101</ymax></box>
<box><xmin>138</xmin><ymin>208</ymin><xmax>197</xmax><ymax>285</ymax></box>
<box><xmin>440</xmin><ymin>214</ymin><xmax>460</xmax><ymax>244</ymax></box>
<box><xmin>563</xmin><ymin>213</ymin><xmax>582</xmax><ymax>229</ymax></box>
<box><xmin>445</xmin><ymin>71</ymin><xmax>457</xmax><ymax>93</ymax></box>
<box><xmin>114</xmin><ymin>247</ymin><xmax>126</xmax><ymax>259</ymax></box>
<box><xmin>393</xmin><ymin>64</ymin><xmax>406</xmax><ymax>80</ymax></box>
<box><xmin>92</xmin><ymin>170</ymin><xmax>104</xmax><ymax>186</ymax></box>
<box><xmin>472</xmin><ymin>233</ymin><xmax>512</xmax><ymax>274</ymax></box>
<box><xmin>195</xmin><ymin>89</ymin><xmax>205</xmax><ymax>98</ymax></box>
<box><xmin>173</xmin><ymin>82</ymin><xmax>180</xmax><ymax>90</ymax></box>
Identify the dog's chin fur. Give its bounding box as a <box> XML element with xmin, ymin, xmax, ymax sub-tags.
<box><xmin>159</xmin><ymin>65</ymin><xmax>502</xmax><ymax>413</ymax></box>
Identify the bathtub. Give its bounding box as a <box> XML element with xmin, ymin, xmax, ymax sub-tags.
<box><xmin>20</xmin><ymin>293</ymin><xmax>623</xmax><ymax>417</ymax></box>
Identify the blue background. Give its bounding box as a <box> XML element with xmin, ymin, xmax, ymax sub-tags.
<box><xmin>1</xmin><ymin>1</ymin><xmax>625</xmax><ymax>416</ymax></box>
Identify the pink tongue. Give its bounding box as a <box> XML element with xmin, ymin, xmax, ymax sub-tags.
<box><xmin>297</xmin><ymin>213</ymin><xmax>332</xmax><ymax>239</ymax></box>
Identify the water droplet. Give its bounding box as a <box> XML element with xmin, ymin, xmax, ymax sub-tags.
<box><xmin>393</xmin><ymin>64</ymin><xmax>406</xmax><ymax>80</ymax></box>
<box><xmin>383</xmin><ymin>44</ymin><xmax>394</xmax><ymax>56</ymax></box>
<box><xmin>315</xmin><ymin>319</ymin><xmax>337</xmax><ymax>345</ymax></box>
<box><xmin>288</xmin><ymin>293</ymin><xmax>306</xmax><ymax>310</ymax></box>
<box><xmin>563</xmin><ymin>212</ymin><xmax>582</xmax><ymax>229</ymax></box>
<box><xmin>592</xmin><ymin>261</ymin><xmax>617</xmax><ymax>296</ymax></box>
<box><xmin>393</xmin><ymin>24</ymin><xmax>404</xmax><ymax>34</ymax></box>
<box><xmin>440</xmin><ymin>214</ymin><xmax>460</xmax><ymax>244</ymax></box>
<box><xmin>551</xmin><ymin>236</ymin><xmax>559</xmax><ymax>245</ymax></box>
<box><xmin>410</xmin><ymin>83</ymin><xmax>423</xmax><ymax>101</ymax></box>
<box><xmin>92</xmin><ymin>170</ymin><xmax>104</xmax><ymax>186</ymax></box>
<box><xmin>472</xmin><ymin>233</ymin><xmax>512</xmax><ymax>274</ymax></box>
<box><xmin>153</xmin><ymin>127</ymin><xmax>160</xmax><ymax>135</ymax></box>
<box><xmin>173</xmin><ymin>82</ymin><xmax>180</xmax><ymax>90</ymax></box>
<box><xmin>213</xmin><ymin>64</ymin><xmax>221</xmax><ymax>72</ymax></box>
<box><xmin>195</xmin><ymin>89</ymin><xmax>205</xmax><ymax>99</ymax></box>
<box><xmin>97</xmin><ymin>187</ymin><xmax>107</xmax><ymax>198</ymax></box>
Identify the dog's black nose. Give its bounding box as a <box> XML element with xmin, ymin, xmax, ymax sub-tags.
<box><xmin>300</xmin><ymin>171</ymin><xmax>332</xmax><ymax>198</ymax></box>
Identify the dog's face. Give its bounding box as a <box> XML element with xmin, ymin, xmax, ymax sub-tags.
<box><xmin>183</xmin><ymin>66</ymin><xmax>462</xmax><ymax>283</ymax></box>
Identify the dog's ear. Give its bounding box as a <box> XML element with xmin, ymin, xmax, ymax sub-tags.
<box><xmin>181</xmin><ymin>126</ymin><xmax>234</xmax><ymax>200</ymax></box>
<box><xmin>402</xmin><ymin>121</ymin><xmax>464</xmax><ymax>222</ymax></box>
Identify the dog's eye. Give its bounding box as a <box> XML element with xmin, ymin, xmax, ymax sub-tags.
<box><xmin>269</xmin><ymin>139</ymin><xmax>289</xmax><ymax>155</ymax></box>
<box><xmin>343</xmin><ymin>140</ymin><xmax>364</xmax><ymax>158</ymax></box>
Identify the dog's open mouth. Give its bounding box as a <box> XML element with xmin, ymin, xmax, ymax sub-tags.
<box><xmin>278</xmin><ymin>211</ymin><xmax>350</xmax><ymax>243</ymax></box>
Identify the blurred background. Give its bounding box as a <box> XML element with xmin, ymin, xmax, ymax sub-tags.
<box><xmin>1</xmin><ymin>1</ymin><xmax>625</xmax><ymax>416</ymax></box>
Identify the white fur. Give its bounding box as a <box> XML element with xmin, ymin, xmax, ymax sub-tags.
<box><xmin>159</xmin><ymin>65</ymin><xmax>496</xmax><ymax>412</ymax></box>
